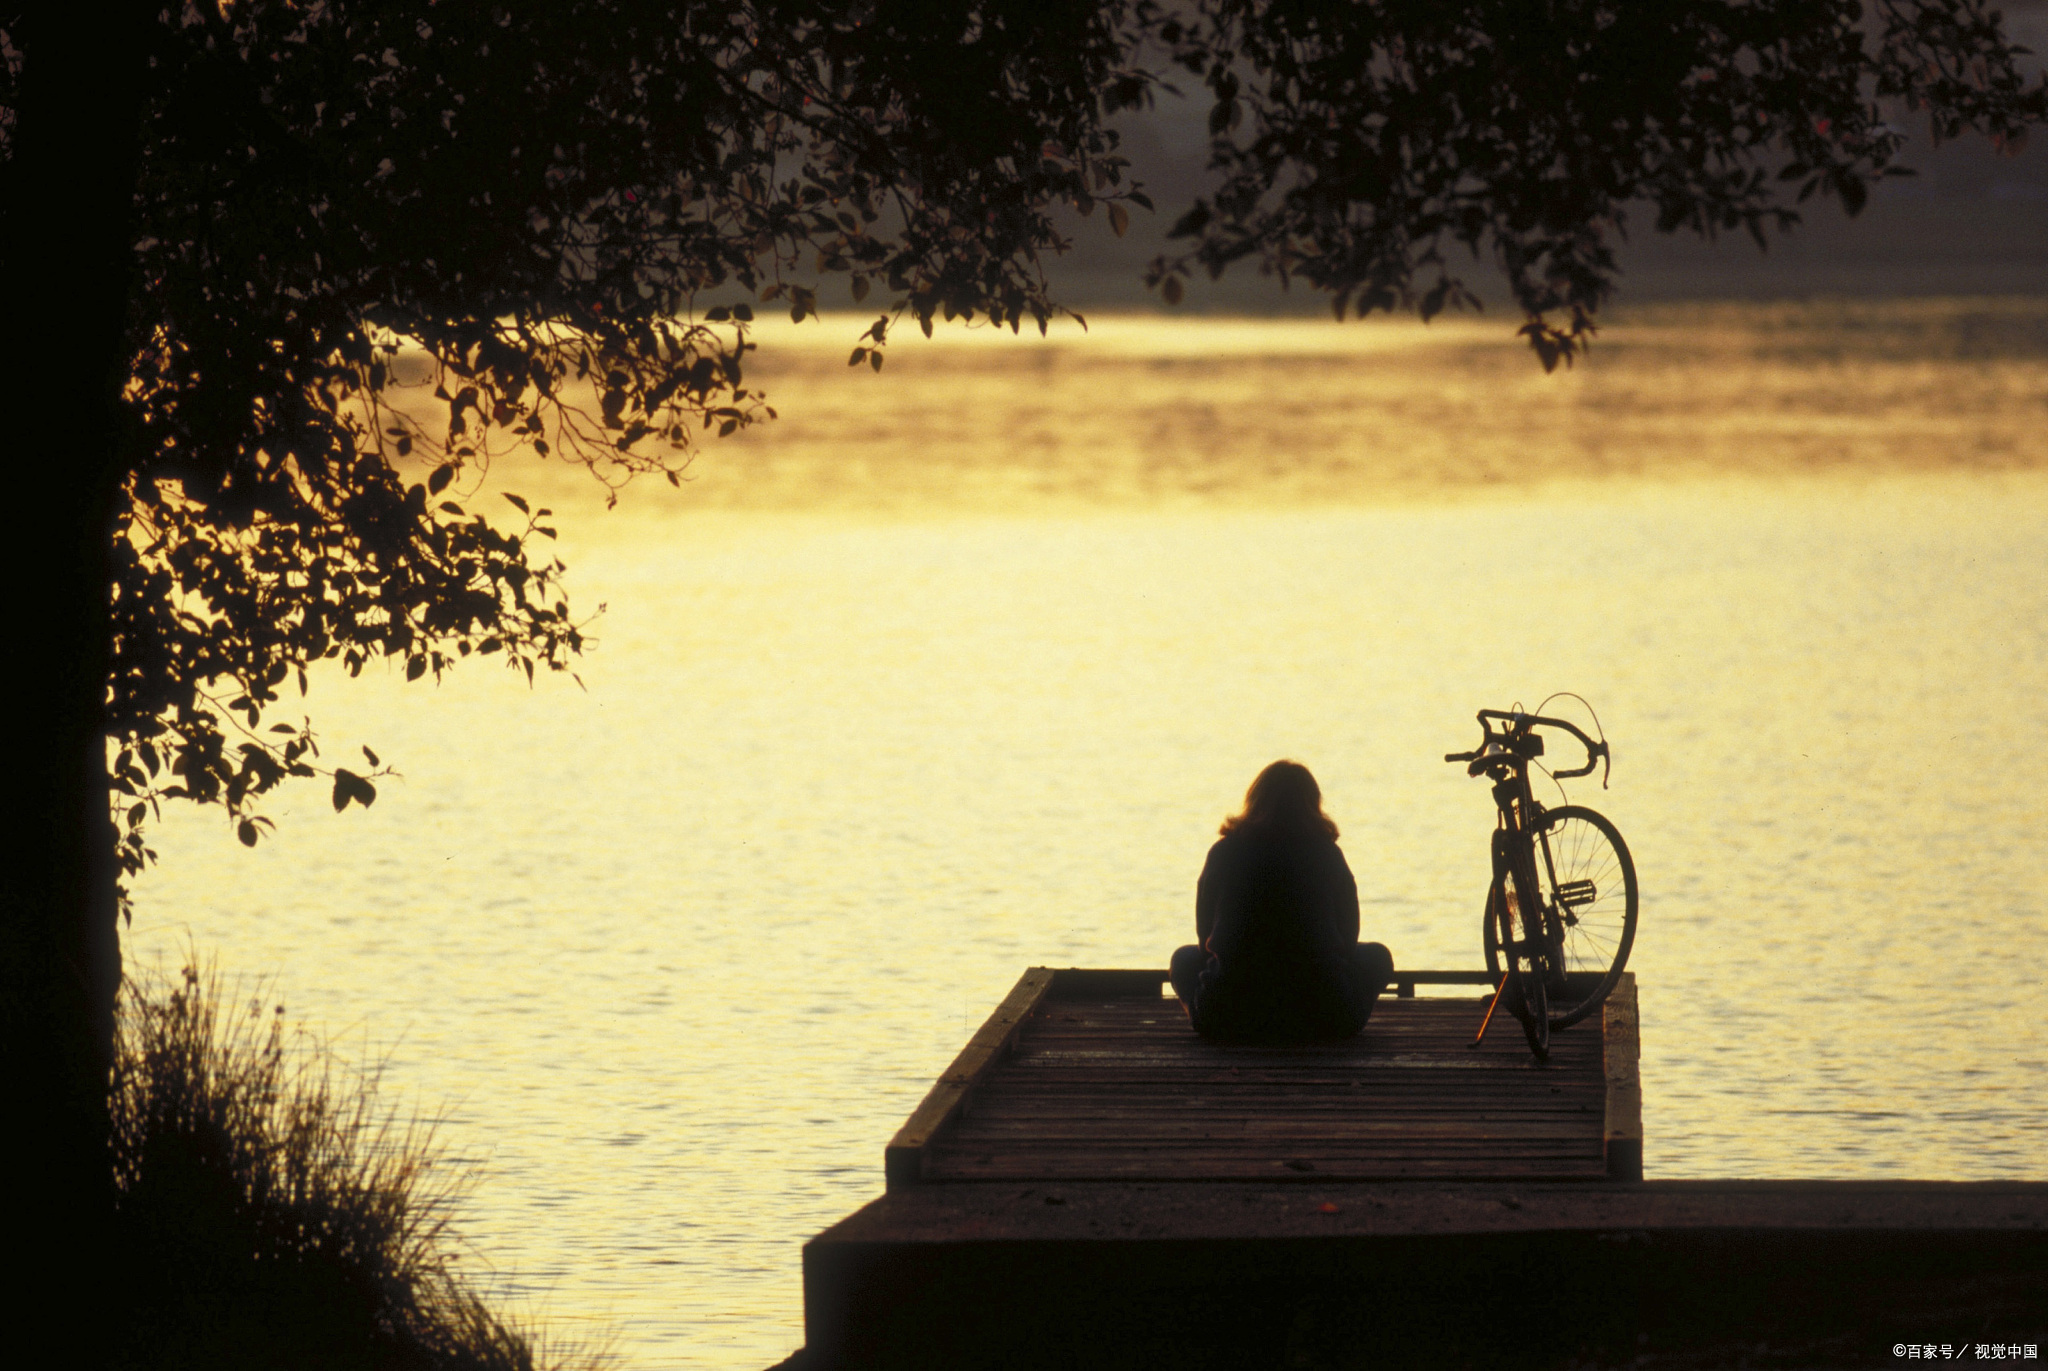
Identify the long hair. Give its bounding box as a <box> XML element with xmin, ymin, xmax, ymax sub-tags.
<box><xmin>1220</xmin><ymin>760</ymin><xmax>1339</xmax><ymax>840</ymax></box>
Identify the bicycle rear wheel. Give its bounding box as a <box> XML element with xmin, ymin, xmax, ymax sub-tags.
<box><xmin>1483</xmin><ymin>806</ymin><xmax>1638</xmax><ymax>1030</ymax></box>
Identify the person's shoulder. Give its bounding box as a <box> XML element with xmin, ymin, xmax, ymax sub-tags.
<box><xmin>1287</xmin><ymin>828</ymin><xmax>1350</xmax><ymax>869</ymax></box>
<box><xmin>1204</xmin><ymin>830</ymin><xmax>1255</xmax><ymax>867</ymax></box>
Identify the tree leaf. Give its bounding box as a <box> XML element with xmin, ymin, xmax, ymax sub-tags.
<box><xmin>1168</xmin><ymin>202</ymin><xmax>1211</xmax><ymax>239</ymax></box>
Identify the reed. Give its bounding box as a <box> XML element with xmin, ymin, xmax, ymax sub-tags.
<box><xmin>110</xmin><ymin>960</ymin><xmax>603</xmax><ymax>1371</ymax></box>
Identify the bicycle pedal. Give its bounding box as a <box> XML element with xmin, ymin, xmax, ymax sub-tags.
<box><xmin>1555</xmin><ymin>878</ymin><xmax>1597</xmax><ymax>908</ymax></box>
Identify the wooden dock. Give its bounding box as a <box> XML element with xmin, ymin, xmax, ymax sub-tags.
<box><xmin>792</xmin><ymin>967</ymin><xmax>2047</xmax><ymax>1370</ymax></box>
<box><xmin>886</xmin><ymin>966</ymin><xmax>1642</xmax><ymax>1188</ymax></box>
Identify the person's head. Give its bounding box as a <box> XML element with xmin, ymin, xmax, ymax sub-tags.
<box><xmin>1220</xmin><ymin>760</ymin><xmax>1339</xmax><ymax>840</ymax></box>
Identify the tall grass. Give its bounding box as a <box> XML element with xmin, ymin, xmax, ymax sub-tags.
<box><xmin>111</xmin><ymin>961</ymin><xmax>601</xmax><ymax>1371</ymax></box>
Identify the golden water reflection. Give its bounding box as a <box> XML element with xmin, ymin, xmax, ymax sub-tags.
<box><xmin>512</xmin><ymin>297</ymin><xmax>2045</xmax><ymax>514</ymax></box>
<box><xmin>130</xmin><ymin>300</ymin><xmax>2047</xmax><ymax>1367</ymax></box>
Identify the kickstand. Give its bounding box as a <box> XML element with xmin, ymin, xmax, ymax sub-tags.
<box><xmin>1469</xmin><ymin>982</ymin><xmax>1504</xmax><ymax>1049</ymax></box>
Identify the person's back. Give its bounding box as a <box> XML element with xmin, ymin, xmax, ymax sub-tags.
<box><xmin>1198</xmin><ymin>823</ymin><xmax>1356</xmax><ymax>1034</ymax></box>
<box><xmin>1171</xmin><ymin>761</ymin><xmax>1393</xmax><ymax>1043</ymax></box>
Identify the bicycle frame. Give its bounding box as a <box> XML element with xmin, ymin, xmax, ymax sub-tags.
<box><xmin>1489</xmin><ymin>765</ymin><xmax>1562</xmax><ymax>986</ymax></box>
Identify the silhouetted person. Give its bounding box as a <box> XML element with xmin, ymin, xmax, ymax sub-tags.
<box><xmin>1170</xmin><ymin>761</ymin><xmax>1393</xmax><ymax>1042</ymax></box>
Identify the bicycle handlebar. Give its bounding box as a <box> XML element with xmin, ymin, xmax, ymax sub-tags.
<box><xmin>1446</xmin><ymin>709</ymin><xmax>1611</xmax><ymax>785</ymax></box>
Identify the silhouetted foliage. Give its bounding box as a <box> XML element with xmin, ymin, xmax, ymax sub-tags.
<box><xmin>1140</xmin><ymin>0</ymin><xmax>2047</xmax><ymax>368</ymax></box>
<box><xmin>1</xmin><ymin>2</ymin><xmax>1153</xmax><ymax>878</ymax></box>
<box><xmin>113</xmin><ymin>960</ymin><xmax>602</xmax><ymax>1370</ymax></box>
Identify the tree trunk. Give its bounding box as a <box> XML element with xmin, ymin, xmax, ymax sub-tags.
<box><xmin>0</xmin><ymin>2</ymin><xmax>154</xmax><ymax>1351</ymax></box>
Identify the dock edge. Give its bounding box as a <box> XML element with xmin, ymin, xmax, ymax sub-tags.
<box><xmin>1602</xmin><ymin>971</ymin><xmax>1643</xmax><ymax>1181</ymax></box>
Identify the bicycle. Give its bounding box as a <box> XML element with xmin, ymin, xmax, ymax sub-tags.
<box><xmin>1445</xmin><ymin>705</ymin><xmax>1639</xmax><ymax>1062</ymax></box>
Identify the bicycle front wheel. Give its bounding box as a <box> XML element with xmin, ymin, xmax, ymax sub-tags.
<box><xmin>1484</xmin><ymin>806</ymin><xmax>1638</xmax><ymax>1030</ymax></box>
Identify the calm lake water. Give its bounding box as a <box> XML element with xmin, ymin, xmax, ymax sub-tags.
<box><xmin>128</xmin><ymin>299</ymin><xmax>2048</xmax><ymax>1368</ymax></box>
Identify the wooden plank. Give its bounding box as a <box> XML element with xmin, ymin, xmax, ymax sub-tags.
<box><xmin>1003</xmin><ymin>1048</ymin><xmax>1578</xmax><ymax>1061</ymax></box>
<box><xmin>935</xmin><ymin>1153</ymin><xmax>1612</xmax><ymax>1167</ymax></box>
<box><xmin>973</xmin><ymin>1069</ymin><xmax>1592</xmax><ymax>1081</ymax></box>
<box><xmin>1006</xmin><ymin>1049</ymin><xmax>1587</xmax><ymax>1063</ymax></box>
<box><xmin>933</xmin><ymin>1130</ymin><xmax>1607</xmax><ymax>1146</ymax></box>
<box><xmin>884</xmin><ymin>967</ymin><xmax>1055</xmax><ymax>1190</ymax></box>
<box><xmin>1011</xmin><ymin>1047</ymin><xmax>1577</xmax><ymax>1060</ymax></box>
<box><xmin>961</xmin><ymin>1098</ymin><xmax>1604</xmax><ymax>1114</ymax></box>
<box><xmin>963</xmin><ymin>1082</ymin><xmax>1606</xmax><ymax>1102</ymax></box>
<box><xmin>943</xmin><ymin>1130</ymin><xmax>1607</xmax><ymax>1150</ymax></box>
<box><xmin>1037</xmin><ymin>968</ymin><xmax>1525</xmax><ymax>1001</ymax></box>
<box><xmin>961</xmin><ymin>1109</ymin><xmax>1603</xmax><ymax>1119</ymax></box>
<box><xmin>924</xmin><ymin>1153</ymin><xmax>1607</xmax><ymax>1165</ymax></box>
<box><xmin>1603</xmin><ymin>972</ymin><xmax>1643</xmax><ymax>1181</ymax></box>
<box><xmin>924</xmin><ymin>1163</ymin><xmax>1612</xmax><ymax>1180</ymax></box>
<box><xmin>939</xmin><ymin>1115</ymin><xmax>1596</xmax><ymax>1131</ymax></box>
<box><xmin>1389</xmin><ymin>969</ymin><xmax>1498</xmax><ymax>997</ymax></box>
<box><xmin>1003</xmin><ymin>1056</ymin><xmax>1582</xmax><ymax>1069</ymax></box>
<box><xmin>926</xmin><ymin>1152</ymin><xmax>1610</xmax><ymax>1169</ymax></box>
<box><xmin>926</xmin><ymin>1155</ymin><xmax>1611</xmax><ymax>1172</ymax></box>
<box><xmin>1048</xmin><ymin>968</ymin><xmax>1169</xmax><ymax>1000</ymax></box>
<box><xmin>992</xmin><ymin>1061</ymin><xmax>1568</xmax><ymax>1074</ymax></box>
<box><xmin>977</xmin><ymin>1095</ymin><xmax>1604</xmax><ymax>1114</ymax></box>
<box><xmin>1013</xmin><ymin>1029</ymin><xmax>1565</xmax><ymax>1046</ymax></box>
<box><xmin>1001</xmin><ymin>1067</ymin><xmax>1597</xmax><ymax>1081</ymax></box>
<box><xmin>921</xmin><ymin>1157</ymin><xmax>1609</xmax><ymax>1180</ymax></box>
<box><xmin>947</xmin><ymin>1136</ymin><xmax>1600</xmax><ymax>1149</ymax></box>
<box><xmin>998</xmin><ymin>1062</ymin><xmax>1595</xmax><ymax>1079</ymax></box>
<box><xmin>954</xmin><ymin>1101</ymin><xmax>1601</xmax><ymax>1122</ymax></box>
